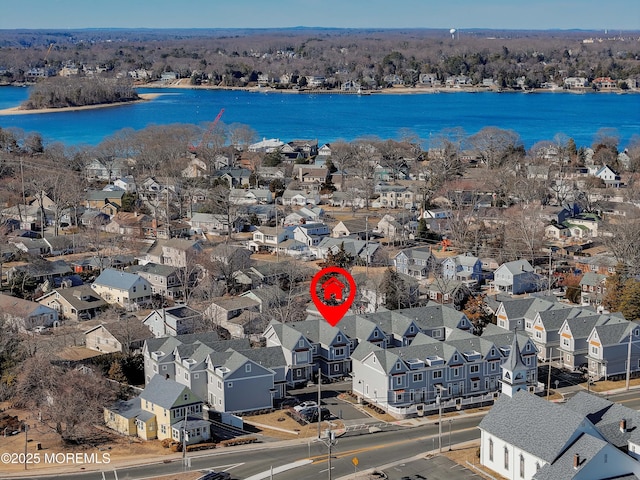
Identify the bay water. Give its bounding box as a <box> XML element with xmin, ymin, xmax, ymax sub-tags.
<box><xmin>0</xmin><ymin>86</ymin><xmax>638</xmax><ymax>149</ymax></box>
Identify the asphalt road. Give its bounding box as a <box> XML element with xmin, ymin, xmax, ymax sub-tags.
<box><xmin>6</xmin><ymin>389</ymin><xmax>640</xmax><ymax>480</ymax></box>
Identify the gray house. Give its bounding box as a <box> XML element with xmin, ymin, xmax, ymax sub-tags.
<box><xmin>587</xmin><ymin>319</ymin><xmax>640</xmax><ymax>381</ymax></box>
<box><xmin>350</xmin><ymin>325</ymin><xmax>538</xmax><ymax>419</ymax></box>
<box><xmin>393</xmin><ymin>246</ymin><xmax>437</xmax><ymax>280</ymax></box>
<box><xmin>263</xmin><ymin>320</ymin><xmax>315</xmax><ymax>387</ymax></box>
<box><xmin>557</xmin><ymin>313</ymin><xmax>626</xmax><ymax>372</ymax></box>
<box><xmin>142</xmin><ymin>305</ymin><xmax>204</xmax><ymax>337</ymax></box>
<box><xmin>206</xmin><ymin>350</ymin><xmax>276</xmax><ymax>413</ymax></box>
<box><xmin>288</xmin><ymin>319</ymin><xmax>352</xmax><ymax>380</ymax></box>
<box><xmin>493</xmin><ymin>260</ymin><xmax>544</xmax><ymax>295</ymax></box>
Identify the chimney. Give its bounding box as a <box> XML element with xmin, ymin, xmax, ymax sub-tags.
<box><xmin>573</xmin><ymin>453</ymin><xmax>580</xmax><ymax>469</ymax></box>
<box><xmin>620</xmin><ymin>419</ymin><xmax>627</xmax><ymax>433</ymax></box>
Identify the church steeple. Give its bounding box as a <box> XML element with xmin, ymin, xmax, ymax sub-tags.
<box><xmin>501</xmin><ymin>332</ymin><xmax>528</xmax><ymax>397</ymax></box>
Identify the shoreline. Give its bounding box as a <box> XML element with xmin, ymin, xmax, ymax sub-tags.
<box><xmin>140</xmin><ymin>79</ymin><xmax>638</xmax><ymax>96</ymax></box>
<box><xmin>0</xmin><ymin>93</ymin><xmax>160</xmax><ymax>116</ymax></box>
<box><xmin>0</xmin><ymin>83</ymin><xmax>636</xmax><ymax>116</ymax></box>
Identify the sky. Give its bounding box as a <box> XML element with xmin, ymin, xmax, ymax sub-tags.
<box><xmin>1</xmin><ymin>0</ymin><xmax>639</xmax><ymax>30</ymax></box>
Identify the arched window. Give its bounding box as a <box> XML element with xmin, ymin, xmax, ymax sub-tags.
<box><xmin>520</xmin><ymin>454</ymin><xmax>525</xmax><ymax>478</ymax></box>
<box><xmin>489</xmin><ymin>438</ymin><xmax>494</xmax><ymax>461</ymax></box>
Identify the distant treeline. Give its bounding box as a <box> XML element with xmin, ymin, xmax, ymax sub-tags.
<box><xmin>21</xmin><ymin>77</ymin><xmax>139</xmax><ymax>110</ymax></box>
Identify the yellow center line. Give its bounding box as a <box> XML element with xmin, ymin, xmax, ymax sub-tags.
<box><xmin>306</xmin><ymin>426</ymin><xmax>478</xmax><ymax>464</ymax></box>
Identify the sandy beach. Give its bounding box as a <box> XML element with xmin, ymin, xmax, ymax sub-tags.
<box><xmin>0</xmin><ymin>92</ymin><xmax>161</xmax><ymax>116</ymax></box>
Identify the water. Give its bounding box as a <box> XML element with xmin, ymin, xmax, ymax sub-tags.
<box><xmin>0</xmin><ymin>86</ymin><xmax>638</xmax><ymax>149</ymax></box>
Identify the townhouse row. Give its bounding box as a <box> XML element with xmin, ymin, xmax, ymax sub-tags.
<box><xmin>141</xmin><ymin>304</ymin><xmax>542</xmax><ymax>418</ymax></box>
<box><xmin>495</xmin><ymin>296</ymin><xmax>639</xmax><ymax>380</ymax></box>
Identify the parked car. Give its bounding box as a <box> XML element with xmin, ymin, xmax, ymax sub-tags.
<box><xmin>32</xmin><ymin>326</ymin><xmax>50</xmax><ymax>334</ymax></box>
<box><xmin>278</xmin><ymin>396</ymin><xmax>300</xmax><ymax>408</ymax></box>
<box><xmin>299</xmin><ymin>406</ymin><xmax>331</xmax><ymax>423</ymax></box>
<box><xmin>293</xmin><ymin>401</ymin><xmax>318</xmax><ymax>412</ymax></box>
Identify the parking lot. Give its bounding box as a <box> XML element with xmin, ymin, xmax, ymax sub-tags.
<box><xmin>289</xmin><ymin>380</ymin><xmax>371</xmax><ymax>423</ymax></box>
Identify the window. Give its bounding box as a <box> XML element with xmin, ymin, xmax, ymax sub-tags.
<box><xmin>520</xmin><ymin>454</ymin><xmax>525</xmax><ymax>478</ymax></box>
<box><xmin>183</xmin><ymin>394</ymin><xmax>188</xmax><ymax>401</ymax></box>
<box><xmin>334</xmin><ymin>347</ymin><xmax>345</xmax><ymax>357</ymax></box>
<box><xmin>504</xmin><ymin>447</ymin><xmax>509</xmax><ymax>470</ymax></box>
<box><xmin>395</xmin><ymin>376</ymin><xmax>402</xmax><ymax>385</ymax></box>
<box><xmin>591</xmin><ymin>345</ymin><xmax>599</xmax><ymax>355</ymax></box>
<box><xmin>162</xmin><ymin>365</ymin><xmax>167</xmax><ymax>371</ymax></box>
<box><xmin>433</xmin><ymin>370</ymin><xmax>442</xmax><ymax>379</ymax></box>
<box><xmin>412</xmin><ymin>373</ymin><xmax>423</xmax><ymax>382</ymax></box>
<box><xmin>333</xmin><ymin>364</ymin><xmax>340</xmax><ymax>372</ymax></box>
<box><xmin>489</xmin><ymin>439</ymin><xmax>493</xmax><ymax>462</ymax></box>
<box><xmin>452</xmin><ymin>367</ymin><xmax>460</xmax><ymax>377</ymax></box>
<box><xmin>470</xmin><ymin>365</ymin><xmax>479</xmax><ymax>373</ymax></box>
<box><xmin>133</xmin><ymin>286</ymin><xmax>136</xmax><ymax>293</ymax></box>
<box><xmin>245</xmin><ymin>364</ymin><xmax>251</xmax><ymax>373</ymax></box>
<box><xmin>227</xmin><ymin>382</ymin><xmax>233</xmax><ymax>388</ymax></box>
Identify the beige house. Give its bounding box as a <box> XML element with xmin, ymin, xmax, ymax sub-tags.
<box><xmin>37</xmin><ymin>284</ymin><xmax>108</xmax><ymax>321</ymax></box>
<box><xmin>0</xmin><ymin>293</ymin><xmax>59</xmax><ymax>330</ymax></box>
<box><xmin>85</xmin><ymin>321</ymin><xmax>153</xmax><ymax>354</ymax></box>
<box><xmin>104</xmin><ymin>376</ymin><xmax>209</xmax><ymax>444</ymax></box>
<box><xmin>139</xmin><ymin>238</ymin><xmax>203</xmax><ymax>268</ymax></box>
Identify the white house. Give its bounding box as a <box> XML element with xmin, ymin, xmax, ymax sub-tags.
<box><xmin>91</xmin><ymin>269</ymin><xmax>152</xmax><ymax>309</ymax></box>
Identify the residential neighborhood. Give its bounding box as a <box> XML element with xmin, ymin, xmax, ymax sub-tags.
<box><xmin>1</xmin><ymin>27</ymin><xmax>640</xmax><ymax>480</ymax></box>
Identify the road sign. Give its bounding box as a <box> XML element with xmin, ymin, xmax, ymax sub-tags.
<box><xmin>352</xmin><ymin>457</ymin><xmax>359</xmax><ymax>467</ymax></box>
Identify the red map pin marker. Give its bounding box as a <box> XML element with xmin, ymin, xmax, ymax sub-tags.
<box><xmin>310</xmin><ymin>267</ymin><xmax>356</xmax><ymax>327</ymax></box>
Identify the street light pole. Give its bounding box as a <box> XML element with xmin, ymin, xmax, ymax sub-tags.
<box><xmin>437</xmin><ymin>394</ymin><xmax>442</xmax><ymax>453</ymax></box>
<box><xmin>317</xmin><ymin>374</ymin><xmax>322</xmax><ymax>439</ymax></box>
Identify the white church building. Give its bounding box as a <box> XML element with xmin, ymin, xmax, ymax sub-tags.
<box><xmin>478</xmin><ymin>335</ymin><xmax>640</xmax><ymax>479</ymax></box>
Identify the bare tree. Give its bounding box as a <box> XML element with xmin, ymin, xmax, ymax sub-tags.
<box><xmin>469</xmin><ymin>126</ymin><xmax>524</xmax><ymax>170</ymax></box>
<box><xmin>602</xmin><ymin>219</ymin><xmax>640</xmax><ymax>276</ymax></box>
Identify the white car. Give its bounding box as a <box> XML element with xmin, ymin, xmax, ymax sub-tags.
<box><xmin>293</xmin><ymin>401</ymin><xmax>318</xmax><ymax>412</ymax></box>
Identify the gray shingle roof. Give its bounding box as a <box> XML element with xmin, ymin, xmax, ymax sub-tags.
<box><xmin>532</xmin><ymin>432</ymin><xmax>609</xmax><ymax>480</ymax></box>
<box><xmin>479</xmin><ymin>390</ymin><xmax>586</xmax><ymax>463</ymax></box>
<box><xmin>564</xmin><ymin>391</ymin><xmax>640</xmax><ymax>448</ymax></box>
<box><xmin>139</xmin><ymin>376</ymin><xmax>195</xmax><ymax>409</ymax></box>
<box><xmin>93</xmin><ymin>268</ymin><xmax>144</xmax><ymax>290</ymax></box>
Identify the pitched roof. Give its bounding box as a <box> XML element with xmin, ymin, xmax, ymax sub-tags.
<box><xmin>93</xmin><ymin>269</ymin><xmax>144</xmax><ymax>290</ymax></box>
<box><xmin>479</xmin><ymin>390</ymin><xmax>586</xmax><ymax>463</ymax></box>
<box><xmin>0</xmin><ymin>293</ymin><xmax>53</xmax><ymax>318</ymax></box>
<box><xmin>139</xmin><ymin>376</ymin><xmax>196</xmax><ymax>409</ymax></box>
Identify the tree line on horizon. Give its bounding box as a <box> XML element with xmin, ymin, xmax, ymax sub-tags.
<box><xmin>0</xmin><ymin>28</ymin><xmax>638</xmax><ymax>89</ymax></box>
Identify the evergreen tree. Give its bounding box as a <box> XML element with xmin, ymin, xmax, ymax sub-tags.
<box><xmin>602</xmin><ymin>266</ymin><xmax>627</xmax><ymax>313</ymax></box>
<box><xmin>381</xmin><ymin>267</ymin><xmax>409</xmax><ymax>310</ymax></box>
<box><xmin>620</xmin><ymin>279</ymin><xmax>640</xmax><ymax>321</ymax></box>
<box><xmin>323</xmin><ymin>242</ymin><xmax>354</xmax><ymax>269</ymax></box>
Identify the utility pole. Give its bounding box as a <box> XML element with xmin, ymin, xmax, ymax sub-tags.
<box><xmin>437</xmin><ymin>393</ymin><xmax>442</xmax><ymax>453</ymax></box>
<box><xmin>626</xmin><ymin>329</ymin><xmax>632</xmax><ymax>391</ymax></box>
<box><xmin>546</xmin><ymin>347</ymin><xmax>553</xmax><ymax>401</ymax></box>
<box><xmin>23</xmin><ymin>423</ymin><xmax>28</xmax><ymax>471</ymax></box>
<box><xmin>547</xmin><ymin>249</ymin><xmax>552</xmax><ymax>296</ymax></box>
<box><xmin>365</xmin><ymin>216</ymin><xmax>369</xmax><ymax>277</ymax></box>
<box><xmin>317</xmin><ymin>373</ymin><xmax>322</xmax><ymax>439</ymax></box>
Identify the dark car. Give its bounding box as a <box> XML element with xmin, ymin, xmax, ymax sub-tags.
<box><xmin>299</xmin><ymin>406</ymin><xmax>331</xmax><ymax>423</ymax></box>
